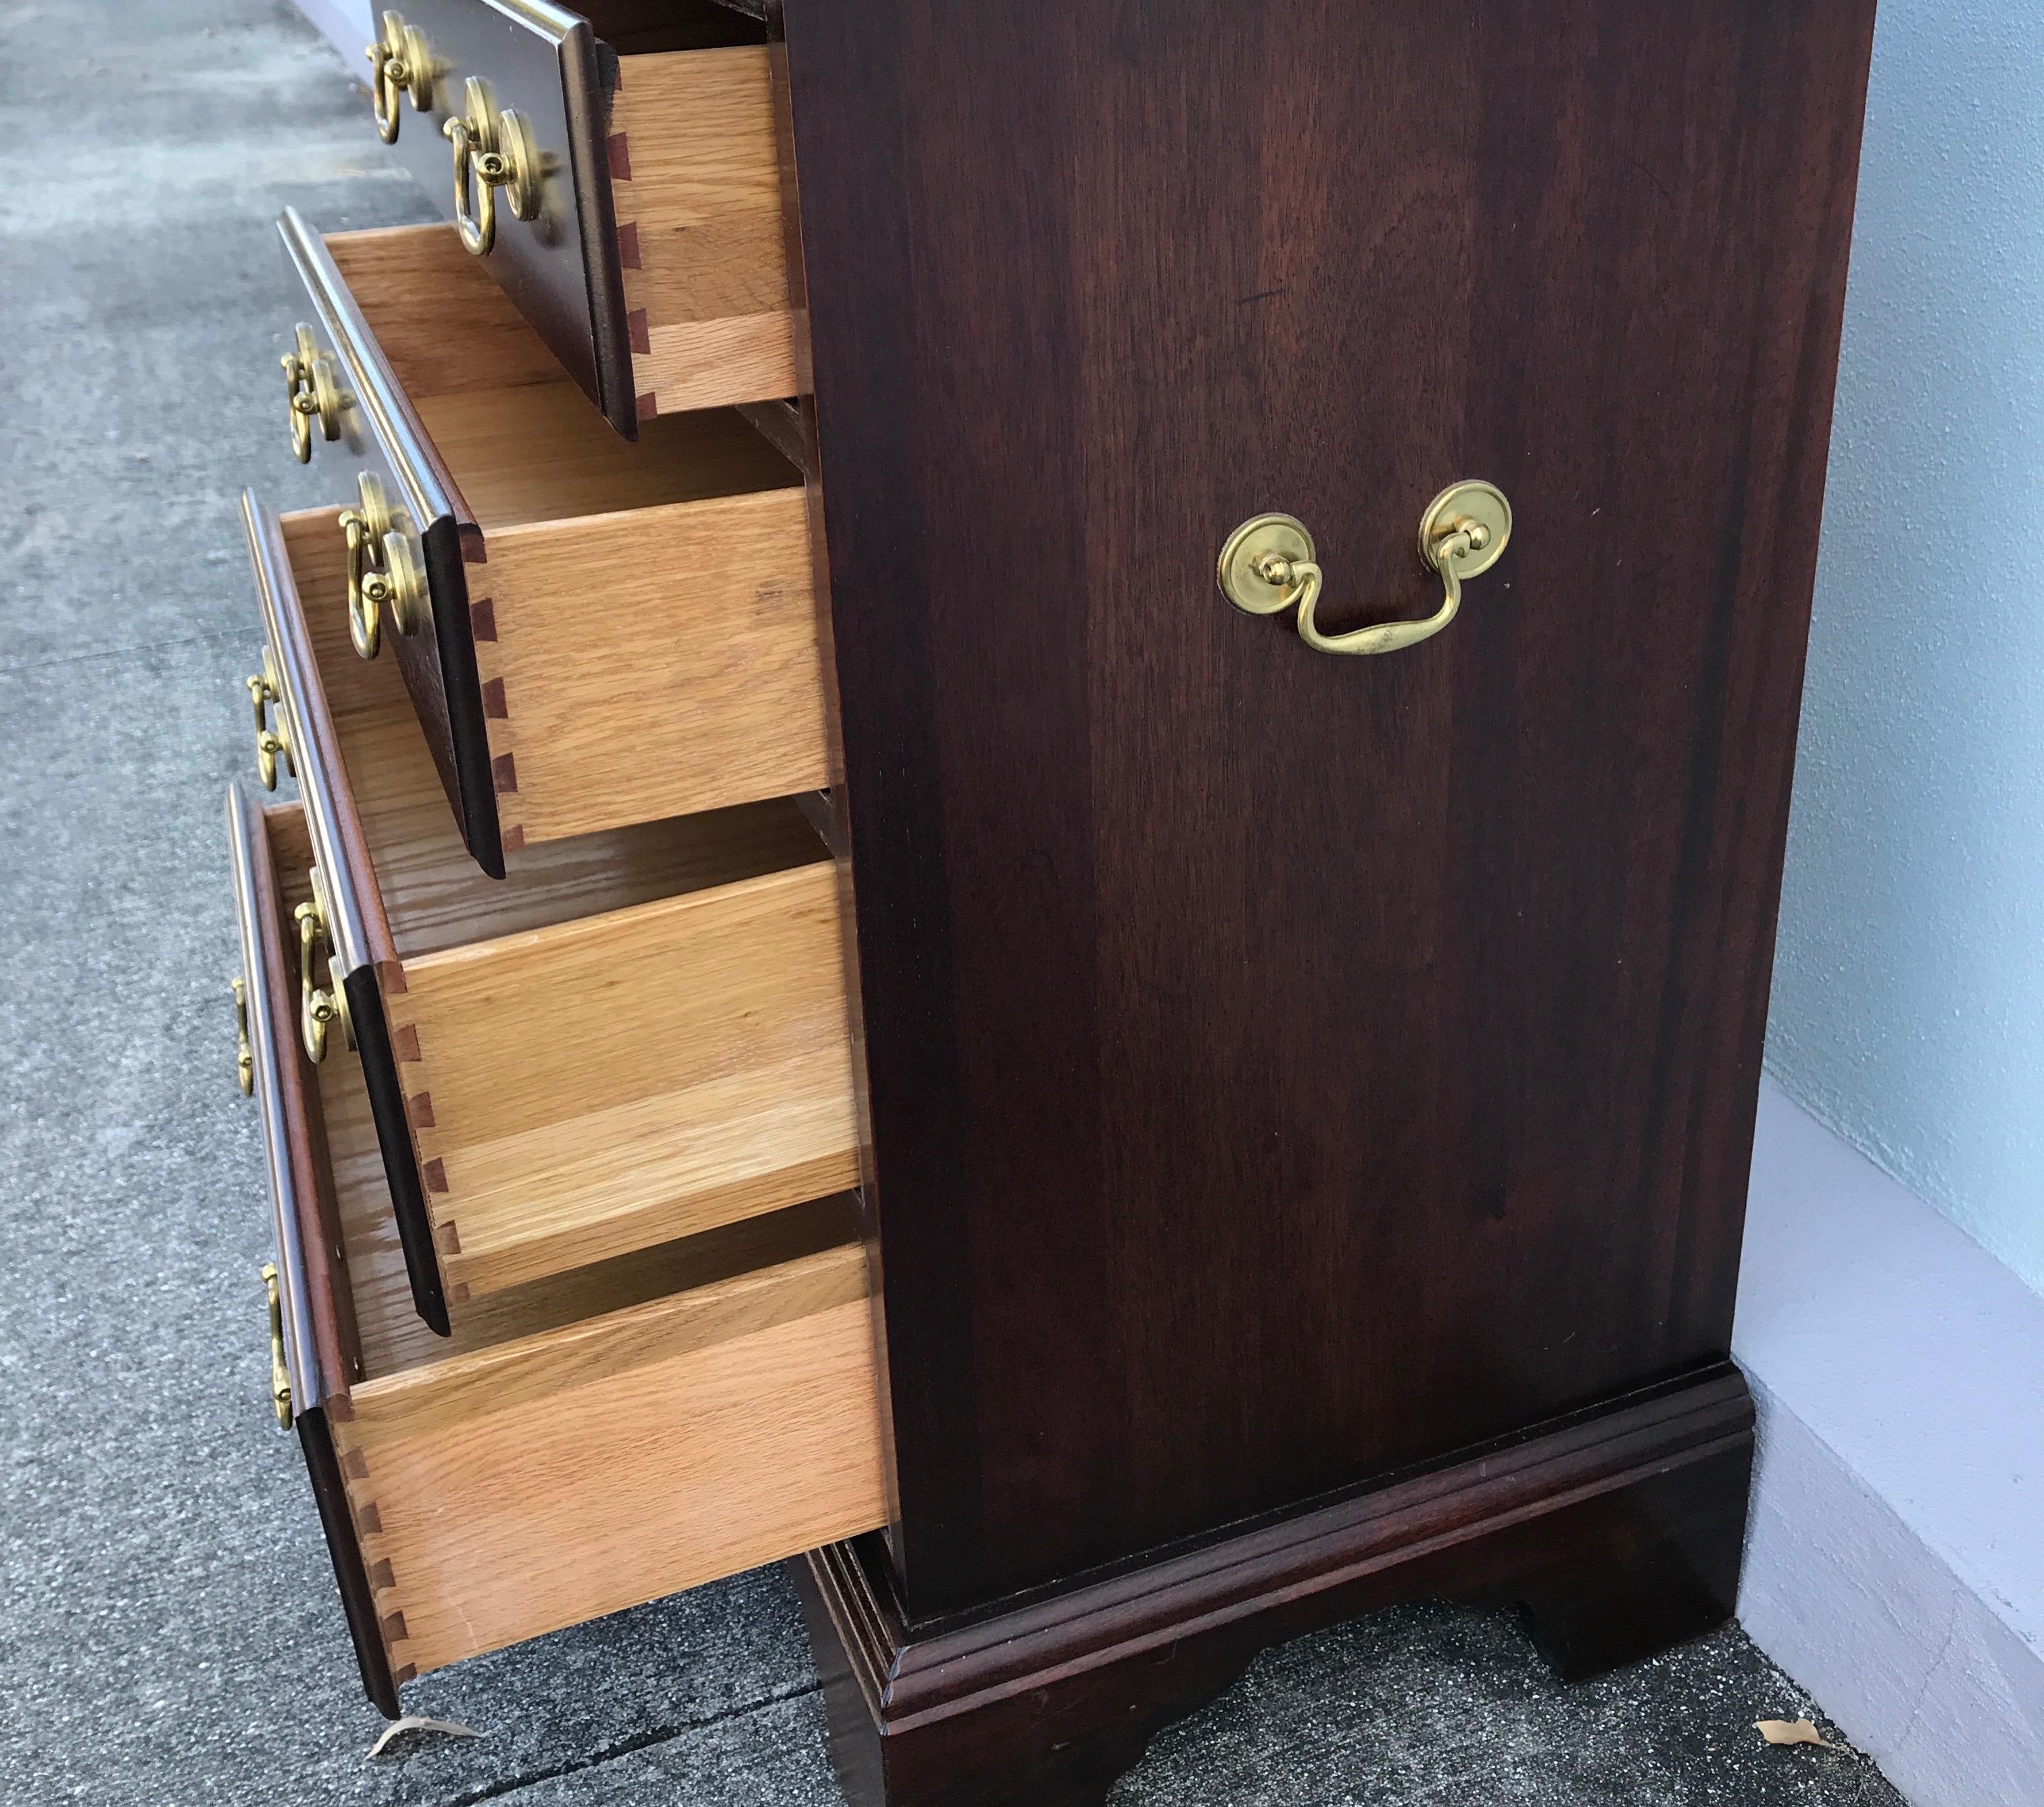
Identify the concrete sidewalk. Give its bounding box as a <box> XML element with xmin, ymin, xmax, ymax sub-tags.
<box><xmin>0</xmin><ymin>3</ymin><xmax>1907</xmax><ymax>1802</ymax></box>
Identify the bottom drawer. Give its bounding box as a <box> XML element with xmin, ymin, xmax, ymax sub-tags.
<box><xmin>228</xmin><ymin>789</ymin><xmax>886</xmax><ymax>1711</ymax></box>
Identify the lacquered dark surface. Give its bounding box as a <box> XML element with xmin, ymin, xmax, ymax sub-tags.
<box><xmin>275</xmin><ymin>211</ymin><xmax>504</xmax><ymax>877</ymax></box>
<box><xmin>384</xmin><ymin>1</ymin><xmax>770</xmax><ymax>434</ymax></box>
<box><xmin>226</xmin><ymin>791</ymin><xmax>399</xmax><ymax>1714</ymax></box>
<box><xmin>344</xmin><ymin>964</ymin><xmax>450</xmax><ymax>1336</ymax></box>
<box><xmin>783</xmin><ymin>0</ymin><xmax>1877</xmax><ymax>1618</ymax></box>
<box><xmin>798</xmin><ymin>1367</ymin><xmax>1755</xmax><ymax>1807</ymax></box>
<box><xmin>247</xmin><ymin>491</ymin><xmax>453</xmax><ymax>1334</ymax></box>
<box><xmin>300</xmin><ymin>1408</ymin><xmax>400</xmax><ymax>1717</ymax></box>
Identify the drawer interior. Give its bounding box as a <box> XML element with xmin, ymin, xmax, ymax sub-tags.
<box><xmin>272</xmin><ymin>805</ymin><xmax>854</xmax><ymax>1370</ymax></box>
<box><xmin>270</xmin><ymin>805</ymin><xmax>883</xmax><ymax>1681</ymax></box>
<box><xmin>325</xmin><ymin>226</ymin><xmax>800</xmax><ymax>532</ymax></box>
<box><xmin>582</xmin><ymin>0</ymin><xmax>769</xmax><ymax>55</ymax></box>
<box><xmin>284</xmin><ymin>506</ymin><xmax>827</xmax><ymax>955</ymax></box>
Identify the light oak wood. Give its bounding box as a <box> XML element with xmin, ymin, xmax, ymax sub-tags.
<box><xmin>288</xmin><ymin>989</ymin><xmax>883</xmax><ymax>1685</ymax></box>
<box><xmin>276</xmin><ymin>512</ymin><xmax>858</xmax><ymax>1301</ymax></box>
<box><xmin>339</xmin><ymin>1287</ymin><xmax>879</xmax><ymax>1678</ymax></box>
<box><xmin>317</xmin><ymin>222</ymin><xmax>829</xmax><ymax>845</ymax></box>
<box><xmin>612</xmin><ymin>47</ymin><xmax>798</xmax><ymax>415</ymax></box>
<box><xmin>391</xmin><ymin>862</ymin><xmax>861</xmax><ymax>1296</ymax></box>
<box><xmin>286</xmin><ymin>510</ymin><xmax>823</xmax><ymax>954</ymax></box>
<box><xmin>476</xmin><ymin>485</ymin><xmax>827</xmax><ymax>843</ymax></box>
<box><xmin>410</xmin><ymin>383</ymin><xmax>798</xmax><ymax>527</ymax></box>
<box><xmin>324</xmin><ymin>224</ymin><xmax>560</xmax><ymax>400</ymax></box>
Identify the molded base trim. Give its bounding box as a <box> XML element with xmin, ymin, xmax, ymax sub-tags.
<box><xmin>796</xmin><ymin>1366</ymin><xmax>1755</xmax><ymax>1807</ymax></box>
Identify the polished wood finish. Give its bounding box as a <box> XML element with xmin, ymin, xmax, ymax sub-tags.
<box><xmin>281</xmin><ymin>209</ymin><xmax>502</xmax><ymax>874</ymax></box>
<box><xmin>251</xmin><ymin>505</ymin><xmax>858</xmax><ymax>1310</ymax></box>
<box><xmin>284</xmin><ymin>219</ymin><xmax>825</xmax><ymax>869</ymax></box>
<box><xmin>782</xmin><ymin>0</ymin><xmax>1877</xmax><ymax>1628</ymax></box>
<box><xmin>797</xmin><ymin>1368</ymin><xmax>1754</xmax><ymax>1807</ymax></box>
<box><xmin>381</xmin><ymin>1</ymin><xmax>785</xmax><ymax>434</ymax></box>
<box><xmin>228</xmin><ymin>790</ymin><xmax>397</xmax><ymax>1713</ymax></box>
<box><xmin>388</xmin><ymin>860</ymin><xmax>862</xmax><ymax>1296</ymax></box>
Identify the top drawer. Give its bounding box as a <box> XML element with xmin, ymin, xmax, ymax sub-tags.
<box><xmin>360</xmin><ymin>1</ymin><xmax>792</xmax><ymax>435</ymax></box>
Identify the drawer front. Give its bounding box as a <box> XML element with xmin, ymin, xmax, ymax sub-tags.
<box><xmin>226</xmin><ymin>787</ymin><xmax>399</xmax><ymax>1716</ymax></box>
<box><xmin>243</xmin><ymin>495</ymin><xmax>858</xmax><ymax>1320</ymax></box>
<box><xmin>357</xmin><ymin>1</ymin><xmax>792</xmax><ymax>435</ymax></box>
<box><xmin>275</xmin><ymin>214</ymin><xmax>826</xmax><ymax>870</ymax></box>
<box><xmin>244</xmin><ymin>493</ymin><xmax>452</xmax><ymax>1337</ymax></box>
<box><xmin>237</xmin><ymin>789</ymin><xmax>883</xmax><ymax>1710</ymax></box>
<box><xmin>276</xmin><ymin>209</ymin><xmax>501</xmax><ymax>876</ymax></box>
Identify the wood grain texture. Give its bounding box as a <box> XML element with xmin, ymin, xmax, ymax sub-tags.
<box><xmin>276</xmin><ymin>985</ymin><xmax>883</xmax><ymax>1691</ymax></box>
<box><xmin>279</xmin><ymin>212</ymin><xmax>502</xmax><ymax>874</ymax></box>
<box><xmin>303</xmin><ymin>221</ymin><xmax>818</xmax><ymax>854</ymax></box>
<box><xmin>376</xmin><ymin>3</ymin><xmax>773</xmax><ymax>432</ymax></box>
<box><xmin>782</xmin><ymin>0</ymin><xmax>1879</xmax><ymax>1618</ymax></box>
<box><xmin>333</xmin><ymin>1266</ymin><xmax>884</xmax><ymax>1677</ymax></box>
<box><xmin>612</xmin><ymin>46</ymin><xmax>798</xmax><ymax>412</ymax></box>
<box><xmin>408</xmin><ymin>383</ymin><xmax>821</xmax><ymax>847</ymax></box>
<box><xmin>480</xmin><ymin>485</ymin><xmax>827</xmax><ymax>843</ymax></box>
<box><xmin>387</xmin><ymin>861</ymin><xmax>860</xmax><ymax>1297</ymax></box>
<box><xmin>274</xmin><ymin>511</ymin><xmax>856</xmax><ymax>1300</ymax></box>
<box><xmin>372</xmin><ymin>1</ymin><xmax>641</xmax><ymax>433</ymax></box>
<box><xmin>799</xmin><ymin>1367</ymin><xmax>1754</xmax><ymax>1807</ymax></box>
<box><xmin>299</xmin><ymin>965</ymin><xmax>861</xmax><ymax>1383</ymax></box>
<box><xmin>296</xmin><ymin>525</ymin><xmax>827</xmax><ymax>951</ymax></box>
<box><xmin>266</xmin><ymin>501</ymin><xmax>451</xmax><ymax>1332</ymax></box>
<box><xmin>410</xmin><ymin>382</ymin><xmax>797</xmax><ymax>527</ymax></box>
<box><xmin>325</xmin><ymin>226</ymin><xmax>564</xmax><ymax>401</ymax></box>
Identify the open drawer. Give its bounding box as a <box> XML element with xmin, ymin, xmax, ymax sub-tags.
<box><xmin>276</xmin><ymin>209</ymin><xmax>827</xmax><ymax>874</ymax></box>
<box><xmin>228</xmin><ymin>787</ymin><xmax>885</xmax><ymax>1715</ymax></box>
<box><xmin>354</xmin><ymin>1</ymin><xmax>793</xmax><ymax>436</ymax></box>
<box><xmin>243</xmin><ymin>495</ymin><xmax>860</xmax><ymax>1331</ymax></box>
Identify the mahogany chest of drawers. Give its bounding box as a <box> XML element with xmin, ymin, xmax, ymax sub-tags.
<box><xmin>226</xmin><ymin>1</ymin><xmax>1880</xmax><ymax>1800</ymax></box>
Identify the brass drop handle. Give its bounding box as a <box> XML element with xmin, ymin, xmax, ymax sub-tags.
<box><xmin>294</xmin><ymin>890</ymin><xmax>351</xmax><ymax>1066</ymax></box>
<box><xmin>339</xmin><ymin>471</ymin><xmax>426</xmax><ymax>660</ymax></box>
<box><xmin>262</xmin><ymin>1262</ymin><xmax>293</xmax><ymax>1429</ymax></box>
<box><xmin>1219</xmin><ymin>481</ymin><xmax>1513</xmax><ymax>658</ymax></box>
<box><xmin>247</xmin><ymin>653</ymin><xmax>293</xmax><ymax>790</ymax></box>
<box><xmin>444</xmin><ymin>76</ymin><xmax>541</xmax><ymax>257</ymax></box>
<box><xmin>232</xmin><ymin>976</ymin><xmax>255</xmax><ymax>1096</ymax></box>
<box><xmin>365</xmin><ymin>9</ymin><xmax>433</xmax><ymax>145</ymax></box>
<box><xmin>281</xmin><ymin>323</ymin><xmax>342</xmax><ymax>464</ymax></box>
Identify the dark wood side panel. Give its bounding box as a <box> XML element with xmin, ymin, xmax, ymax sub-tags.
<box><xmin>781</xmin><ymin>0</ymin><xmax>1877</xmax><ymax>1618</ymax></box>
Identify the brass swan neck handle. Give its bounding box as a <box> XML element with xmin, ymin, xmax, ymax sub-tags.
<box><xmin>1219</xmin><ymin>482</ymin><xmax>1512</xmax><ymax>658</ymax></box>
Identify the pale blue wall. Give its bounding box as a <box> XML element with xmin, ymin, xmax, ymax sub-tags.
<box><xmin>1768</xmin><ymin>0</ymin><xmax>2044</xmax><ymax>1297</ymax></box>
